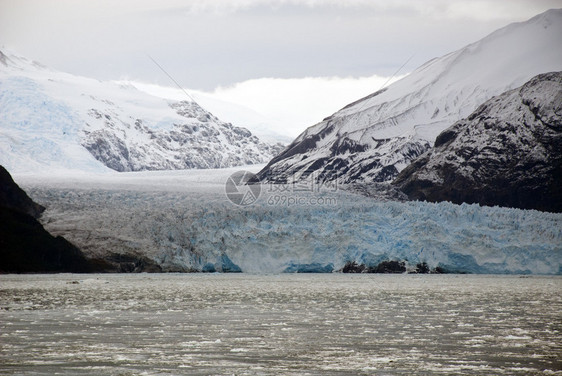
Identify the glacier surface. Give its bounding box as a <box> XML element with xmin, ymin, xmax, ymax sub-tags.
<box><xmin>16</xmin><ymin>169</ymin><xmax>561</xmax><ymax>275</ymax></box>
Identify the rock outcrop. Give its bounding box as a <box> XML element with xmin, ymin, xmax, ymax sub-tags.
<box><xmin>0</xmin><ymin>165</ymin><xmax>44</xmax><ymax>218</ymax></box>
<box><xmin>0</xmin><ymin>165</ymin><xmax>96</xmax><ymax>272</ymax></box>
<box><xmin>393</xmin><ymin>72</ymin><xmax>562</xmax><ymax>213</ymax></box>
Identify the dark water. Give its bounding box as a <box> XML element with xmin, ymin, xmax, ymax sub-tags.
<box><xmin>1</xmin><ymin>274</ymin><xmax>560</xmax><ymax>375</ymax></box>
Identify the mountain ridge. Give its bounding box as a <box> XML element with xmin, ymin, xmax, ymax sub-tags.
<box><xmin>0</xmin><ymin>50</ymin><xmax>284</xmax><ymax>173</ymax></box>
<box><xmin>257</xmin><ymin>9</ymin><xmax>562</xmax><ymax>185</ymax></box>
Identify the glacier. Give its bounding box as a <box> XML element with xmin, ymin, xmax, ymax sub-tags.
<box><xmin>0</xmin><ymin>76</ymin><xmax>109</xmax><ymax>173</ymax></box>
<box><xmin>16</xmin><ymin>169</ymin><xmax>562</xmax><ymax>275</ymax></box>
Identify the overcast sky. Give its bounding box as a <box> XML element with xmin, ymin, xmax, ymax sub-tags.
<box><xmin>1</xmin><ymin>0</ymin><xmax>560</xmax><ymax>137</ymax></box>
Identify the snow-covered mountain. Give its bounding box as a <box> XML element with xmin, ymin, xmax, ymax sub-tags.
<box><xmin>394</xmin><ymin>71</ymin><xmax>562</xmax><ymax>213</ymax></box>
<box><xmin>118</xmin><ymin>80</ymin><xmax>294</xmax><ymax>144</ymax></box>
<box><xmin>0</xmin><ymin>50</ymin><xmax>284</xmax><ymax>173</ymax></box>
<box><xmin>257</xmin><ymin>9</ymin><xmax>562</xmax><ymax>184</ymax></box>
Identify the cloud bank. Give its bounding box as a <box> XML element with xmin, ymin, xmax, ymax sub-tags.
<box><xmin>209</xmin><ymin>74</ymin><xmax>404</xmax><ymax>137</ymax></box>
<box><xmin>130</xmin><ymin>74</ymin><xmax>404</xmax><ymax>138</ymax></box>
<box><xmin>2</xmin><ymin>0</ymin><xmax>558</xmax><ymax>90</ymax></box>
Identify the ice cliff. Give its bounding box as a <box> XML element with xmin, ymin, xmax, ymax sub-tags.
<box><xmin>19</xmin><ymin>171</ymin><xmax>561</xmax><ymax>275</ymax></box>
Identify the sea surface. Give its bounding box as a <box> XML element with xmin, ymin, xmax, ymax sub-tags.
<box><xmin>0</xmin><ymin>274</ymin><xmax>560</xmax><ymax>375</ymax></box>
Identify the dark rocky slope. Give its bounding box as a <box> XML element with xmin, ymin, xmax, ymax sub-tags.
<box><xmin>393</xmin><ymin>72</ymin><xmax>562</xmax><ymax>213</ymax></box>
<box><xmin>0</xmin><ymin>165</ymin><xmax>95</xmax><ymax>272</ymax></box>
<box><xmin>0</xmin><ymin>165</ymin><xmax>45</xmax><ymax>217</ymax></box>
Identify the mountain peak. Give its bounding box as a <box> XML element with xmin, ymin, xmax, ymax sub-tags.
<box><xmin>257</xmin><ymin>9</ymin><xmax>562</xmax><ymax>185</ymax></box>
<box><xmin>528</xmin><ymin>8</ymin><xmax>562</xmax><ymax>25</ymax></box>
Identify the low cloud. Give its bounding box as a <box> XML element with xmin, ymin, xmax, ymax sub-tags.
<box><xmin>128</xmin><ymin>74</ymin><xmax>404</xmax><ymax>139</ymax></box>
<box><xmin>2</xmin><ymin>0</ymin><xmax>556</xmax><ymax>91</ymax></box>
<box><xmin>208</xmin><ymin>75</ymin><xmax>404</xmax><ymax>137</ymax></box>
<box><xmin>165</xmin><ymin>0</ymin><xmax>560</xmax><ymax>21</ymax></box>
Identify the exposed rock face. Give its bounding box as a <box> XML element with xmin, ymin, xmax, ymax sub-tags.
<box><xmin>393</xmin><ymin>72</ymin><xmax>562</xmax><ymax>213</ymax></box>
<box><xmin>0</xmin><ymin>165</ymin><xmax>44</xmax><ymax>218</ymax></box>
<box><xmin>0</xmin><ymin>207</ymin><xmax>94</xmax><ymax>273</ymax></box>
<box><xmin>257</xmin><ymin>112</ymin><xmax>432</xmax><ymax>185</ymax></box>
<box><xmin>82</xmin><ymin>101</ymin><xmax>285</xmax><ymax>172</ymax></box>
<box><xmin>339</xmin><ymin>260</ymin><xmax>407</xmax><ymax>273</ymax></box>
<box><xmin>0</xmin><ymin>165</ymin><xmax>94</xmax><ymax>272</ymax></box>
<box><xmin>284</xmin><ymin>263</ymin><xmax>334</xmax><ymax>273</ymax></box>
<box><xmin>256</xmin><ymin>9</ymin><xmax>562</xmax><ymax>185</ymax></box>
<box><xmin>103</xmin><ymin>252</ymin><xmax>162</xmax><ymax>273</ymax></box>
